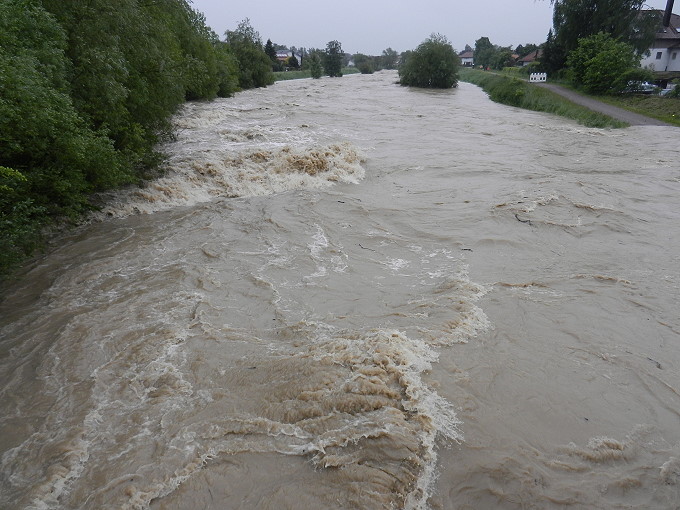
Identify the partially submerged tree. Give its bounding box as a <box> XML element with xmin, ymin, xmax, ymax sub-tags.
<box><xmin>353</xmin><ymin>53</ymin><xmax>374</xmax><ymax>74</ymax></box>
<box><xmin>309</xmin><ymin>53</ymin><xmax>323</xmax><ymax>78</ymax></box>
<box><xmin>398</xmin><ymin>33</ymin><xmax>460</xmax><ymax>88</ymax></box>
<box><xmin>324</xmin><ymin>40</ymin><xmax>343</xmax><ymax>77</ymax></box>
<box><xmin>381</xmin><ymin>48</ymin><xmax>399</xmax><ymax>69</ymax></box>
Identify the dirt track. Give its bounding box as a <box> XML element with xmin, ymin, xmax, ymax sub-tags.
<box><xmin>537</xmin><ymin>83</ymin><xmax>672</xmax><ymax>126</ymax></box>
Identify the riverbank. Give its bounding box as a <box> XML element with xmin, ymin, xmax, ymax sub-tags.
<box><xmin>537</xmin><ymin>83</ymin><xmax>675</xmax><ymax>126</ymax></box>
<box><xmin>273</xmin><ymin>67</ymin><xmax>360</xmax><ymax>81</ymax></box>
<box><xmin>459</xmin><ymin>68</ymin><xmax>627</xmax><ymax>128</ymax></box>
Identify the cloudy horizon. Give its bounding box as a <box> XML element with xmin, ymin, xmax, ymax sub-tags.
<box><xmin>189</xmin><ymin>0</ymin><xmax>674</xmax><ymax>55</ymax></box>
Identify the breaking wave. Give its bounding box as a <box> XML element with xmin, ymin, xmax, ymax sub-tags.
<box><xmin>92</xmin><ymin>143</ymin><xmax>364</xmax><ymax>219</ymax></box>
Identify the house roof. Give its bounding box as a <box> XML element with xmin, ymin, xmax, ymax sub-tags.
<box><xmin>655</xmin><ymin>12</ymin><xmax>680</xmax><ymax>40</ymax></box>
<box><xmin>459</xmin><ymin>51</ymin><xmax>474</xmax><ymax>59</ymax></box>
<box><xmin>519</xmin><ymin>49</ymin><xmax>542</xmax><ymax>63</ymax></box>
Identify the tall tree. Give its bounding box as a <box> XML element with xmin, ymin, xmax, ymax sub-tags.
<box><xmin>1</xmin><ymin>0</ymin><xmax>240</xmax><ymax>274</ymax></box>
<box><xmin>545</xmin><ymin>0</ymin><xmax>660</xmax><ymax>72</ymax></box>
<box><xmin>226</xmin><ymin>19</ymin><xmax>274</xmax><ymax>88</ymax></box>
<box><xmin>324</xmin><ymin>40</ymin><xmax>343</xmax><ymax>77</ymax></box>
<box><xmin>381</xmin><ymin>48</ymin><xmax>399</xmax><ymax>69</ymax></box>
<box><xmin>309</xmin><ymin>53</ymin><xmax>323</xmax><ymax>78</ymax></box>
<box><xmin>474</xmin><ymin>37</ymin><xmax>496</xmax><ymax>69</ymax></box>
<box><xmin>264</xmin><ymin>38</ymin><xmax>277</xmax><ymax>63</ymax></box>
<box><xmin>398</xmin><ymin>33</ymin><xmax>460</xmax><ymax>88</ymax></box>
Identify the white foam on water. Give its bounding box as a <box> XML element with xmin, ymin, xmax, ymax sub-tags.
<box><xmin>91</xmin><ymin>143</ymin><xmax>365</xmax><ymax>219</ymax></box>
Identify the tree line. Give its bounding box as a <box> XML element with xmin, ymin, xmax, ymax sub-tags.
<box><xmin>469</xmin><ymin>1</ymin><xmax>669</xmax><ymax>95</ymax></box>
<box><xmin>0</xmin><ymin>2</ymin><xmax>276</xmax><ymax>275</ymax></box>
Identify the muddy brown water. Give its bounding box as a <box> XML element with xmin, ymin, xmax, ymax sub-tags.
<box><xmin>2</xmin><ymin>71</ymin><xmax>679</xmax><ymax>509</ymax></box>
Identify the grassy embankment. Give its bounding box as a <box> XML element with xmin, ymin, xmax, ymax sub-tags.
<box><xmin>459</xmin><ymin>68</ymin><xmax>627</xmax><ymax>128</ymax></box>
<box><xmin>594</xmin><ymin>94</ymin><xmax>680</xmax><ymax>127</ymax></box>
<box><xmin>495</xmin><ymin>68</ymin><xmax>680</xmax><ymax>127</ymax></box>
<box><xmin>273</xmin><ymin>67</ymin><xmax>360</xmax><ymax>81</ymax></box>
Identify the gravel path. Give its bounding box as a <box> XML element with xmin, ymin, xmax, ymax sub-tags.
<box><xmin>537</xmin><ymin>83</ymin><xmax>672</xmax><ymax>126</ymax></box>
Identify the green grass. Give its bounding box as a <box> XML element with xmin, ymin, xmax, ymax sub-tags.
<box><xmin>595</xmin><ymin>94</ymin><xmax>680</xmax><ymax>127</ymax></box>
<box><xmin>514</xmin><ymin>75</ymin><xmax>680</xmax><ymax>127</ymax></box>
<box><xmin>459</xmin><ymin>68</ymin><xmax>627</xmax><ymax>128</ymax></box>
<box><xmin>273</xmin><ymin>67</ymin><xmax>360</xmax><ymax>82</ymax></box>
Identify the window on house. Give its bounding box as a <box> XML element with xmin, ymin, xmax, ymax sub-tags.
<box><xmin>673</xmin><ymin>52</ymin><xmax>677</xmax><ymax>60</ymax></box>
<box><xmin>656</xmin><ymin>51</ymin><xmax>663</xmax><ymax>59</ymax></box>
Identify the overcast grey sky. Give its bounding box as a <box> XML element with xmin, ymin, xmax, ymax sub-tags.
<box><xmin>189</xmin><ymin>0</ymin><xmax>673</xmax><ymax>55</ymax></box>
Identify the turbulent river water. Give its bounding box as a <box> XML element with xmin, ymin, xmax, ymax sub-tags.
<box><xmin>1</xmin><ymin>71</ymin><xmax>680</xmax><ymax>509</ymax></box>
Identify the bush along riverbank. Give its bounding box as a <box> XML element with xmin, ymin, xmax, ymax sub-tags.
<box><xmin>459</xmin><ymin>68</ymin><xmax>627</xmax><ymax>129</ymax></box>
<box><xmin>273</xmin><ymin>67</ymin><xmax>360</xmax><ymax>81</ymax></box>
<box><xmin>0</xmin><ymin>1</ymin><xmax>276</xmax><ymax>279</ymax></box>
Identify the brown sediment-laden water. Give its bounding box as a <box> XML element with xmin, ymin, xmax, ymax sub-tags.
<box><xmin>1</xmin><ymin>71</ymin><xmax>679</xmax><ymax>509</ymax></box>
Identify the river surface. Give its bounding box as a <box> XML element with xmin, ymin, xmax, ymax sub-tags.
<box><xmin>1</xmin><ymin>71</ymin><xmax>679</xmax><ymax>509</ymax></box>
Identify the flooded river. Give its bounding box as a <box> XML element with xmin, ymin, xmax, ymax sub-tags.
<box><xmin>1</xmin><ymin>71</ymin><xmax>679</xmax><ymax>509</ymax></box>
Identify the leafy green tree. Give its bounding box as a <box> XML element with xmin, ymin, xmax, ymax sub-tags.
<box><xmin>381</xmin><ymin>48</ymin><xmax>399</xmax><ymax>69</ymax></box>
<box><xmin>398</xmin><ymin>33</ymin><xmax>460</xmax><ymax>88</ymax></box>
<box><xmin>541</xmin><ymin>29</ymin><xmax>566</xmax><ymax>75</ymax></box>
<box><xmin>354</xmin><ymin>53</ymin><xmax>374</xmax><ymax>74</ymax></box>
<box><xmin>226</xmin><ymin>19</ymin><xmax>274</xmax><ymax>89</ymax></box>
<box><xmin>287</xmin><ymin>53</ymin><xmax>300</xmax><ymax>69</ymax></box>
<box><xmin>1</xmin><ymin>0</ymin><xmax>241</xmax><ymax>275</ymax></box>
<box><xmin>546</xmin><ymin>0</ymin><xmax>660</xmax><ymax>72</ymax></box>
<box><xmin>309</xmin><ymin>53</ymin><xmax>323</xmax><ymax>78</ymax></box>
<box><xmin>0</xmin><ymin>0</ymin><xmax>123</xmax><ymax>203</ymax></box>
<box><xmin>324</xmin><ymin>40</ymin><xmax>344</xmax><ymax>77</ymax></box>
<box><xmin>492</xmin><ymin>47</ymin><xmax>516</xmax><ymax>69</ymax></box>
<box><xmin>566</xmin><ymin>32</ymin><xmax>640</xmax><ymax>94</ymax></box>
<box><xmin>474</xmin><ymin>36</ymin><xmax>496</xmax><ymax>69</ymax></box>
<box><xmin>0</xmin><ymin>0</ymin><xmax>124</xmax><ymax>272</ymax></box>
<box><xmin>265</xmin><ymin>39</ymin><xmax>277</xmax><ymax>64</ymax></box>
<box><xmin>516</xmin><ymin>43</ymin><xmax>539</xmax><ymax>57</ymax></box>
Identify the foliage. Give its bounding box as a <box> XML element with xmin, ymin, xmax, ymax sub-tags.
<box><xmin>309</xmin><ymin>53</ymin><xmax>324</xmax><ymax>78</ymax></box>
<box><xmin>324</xmin><ymin>40</ymin><xmax>344</xmax><ymax>77</ymax></box>
<box><xmin>265</xmin><ymin>38</ymin><xmax>277</xmax><ymax>64</ymax></box>
<box><xmin>459</xmin><ymin>68</ymin><xmax>627</xmax><ymax>128</ymax></box>
<box><xmin>286</xmin><ymin>54</ymin><xmax>300</xmax><ymax>69</ymax></box>
<box><xmin>474</xmin><ymin>37</ymin><xmax>496</xmax><ymax>69</ymax></box>
<box><xmin>226</xmin><ymin>19</ymin><xmax>275</xmax><ymax>89</ymax></box>
<box><xmin>516</xmin><ymin>43</ymin><xmax>539</xmax><ymax>57</ymax></box>
<box><xmin>492</xmin><ymin>48</ymin><xmax>516</xmax><ymax>70</ymax></box>
<box><xmin>381</xmin><ymin>48</ymin><xmax>399</xmax><ymax>70</ymax></box>
<box><xmin>0</xmin><ymin>0</ymin><xmax>251</xmax><ymax>276</ymax></box>
<box><xmin>272</xmin><ymin>67</ymin><xmax>358</xmax><ymax>81</ymax></box>
<box><xmin>0</xmin><ymin>0</ymin><xmax>122</xmax><ymax>214</ymax></box>
<box><xmin>545</xmin><ymin>0</ymin><xmax>660</xmax><ymax>72</ymax></box>
<box><xmin>566</xmin><ymin>32</ymin><xmax>640</xmax><ymax>94</ymax></box>
<box><xmin>353</xmin><ymin>53</ymin><xmax>374</xmax><ymax>74</ymax></box>
<box><xmin>399</xmin><ymin>34</ymin><xmax>460</xmax><ymax>88</ymax></box>
<box><xmin>669</xmin><ymin>79</ymin><xmax>680</xmax><ymax>99</ymax></box>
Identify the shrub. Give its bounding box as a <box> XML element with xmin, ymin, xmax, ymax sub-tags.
<box><xmin>399</xmin><ymin>33</ymin><xmax>460</xmax><ymax>88</ymax></box>
<box><xmin>309</xmin><ymin>53</ymin><xmax>323</xmax><ymax>79</ymax></box>
<box><xmin>566</xmin><ymin>32</ymin><xmax>640</xmax><ymax>94</ymax></box>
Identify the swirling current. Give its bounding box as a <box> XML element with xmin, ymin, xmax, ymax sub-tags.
<box><xmin>1</xmin><ymin>71</ymin><xmax>679</xmax><ymax>509</ymax></box>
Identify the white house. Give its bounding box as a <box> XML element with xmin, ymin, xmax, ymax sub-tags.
<box><xmin>458</xmin><ymin>50</ymin><xmax>474</xmax><ymax>67</ymax></box>
<box><xmin>640</xmin><ymin>12</ymin><xmax>680</xmax><ymax>73</ymax></box>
